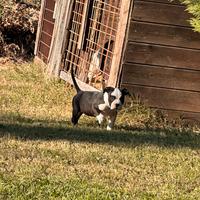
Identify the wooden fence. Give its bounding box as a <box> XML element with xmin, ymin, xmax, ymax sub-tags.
<box><xmin>34</xmin><ymin>0</ymin><xmax>55</xmax><ymax>63</ymax></box>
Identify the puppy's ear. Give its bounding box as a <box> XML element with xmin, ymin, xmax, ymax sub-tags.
<box><xmin>103</xmin><ymin>87</ymin><xmax>114</xmax><ymax>93</ymax></box>
<box><xmin>121</xmin><ymin>88</ymin><xmax>130</xmax><ymax>96</ymax></box>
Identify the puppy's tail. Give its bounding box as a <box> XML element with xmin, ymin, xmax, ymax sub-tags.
<box><xmin>71</xmin><ymin>66</ymin><xmax>81</xmax><ymax>93</ymax></box>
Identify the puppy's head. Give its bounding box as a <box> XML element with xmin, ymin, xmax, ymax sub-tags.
<box><xmin>103</xmin><ymin>87</ymin><xmax>130</xmax><ymax>110</ymax></box>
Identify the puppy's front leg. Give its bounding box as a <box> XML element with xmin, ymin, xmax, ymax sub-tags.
<box><xmin>96</xmin><ymin>113</ymin><xmax>104</xmax><ymax>126</ymax></box>
<box><xmin>107</xmin><ymin>114</ymin><xmax>117</xmax><ymax>131</ymax></box>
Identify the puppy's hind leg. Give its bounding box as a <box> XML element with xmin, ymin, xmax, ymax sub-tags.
<box><xmin>71</xmin><ymin>101</ymin><xmax>82</xmax><ymax>126</ymax></box>
<box><xmin>71</xmin><ymin>112</ymin><xmax>82</xmax><ymax>126</ymax></box>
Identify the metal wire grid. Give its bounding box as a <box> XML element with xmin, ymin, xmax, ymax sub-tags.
<box><xmin>64</xmin><ymin>0</ymin><xmax>121</xmax><ymax>88</ymax></box>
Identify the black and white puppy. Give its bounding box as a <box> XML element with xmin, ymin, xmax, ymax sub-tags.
<box><xmin>71</xmin><ymin>67</ymin><xmax>130</xmax><ymax>130</ymax></box>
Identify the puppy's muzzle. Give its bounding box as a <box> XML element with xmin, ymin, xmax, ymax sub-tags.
<box><xmin>116</xmin><ymin>103</ymin><xmax>122</xmax><ymax>110</ymax></box>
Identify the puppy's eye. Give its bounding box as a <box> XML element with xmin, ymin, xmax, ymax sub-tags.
<box><xmin>110</xmin><ymin>95</ymin><xmax>116</xmax><ymax>101</ymax></box>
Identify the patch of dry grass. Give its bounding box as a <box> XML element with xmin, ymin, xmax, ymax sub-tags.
<box><xmin>0</xmin><ymin>61</ymin><xmax>200</xmax><ymax>199</ymax></box>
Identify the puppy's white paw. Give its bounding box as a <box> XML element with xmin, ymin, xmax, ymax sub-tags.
<box><xmin>96</xmin><ymin>113</ymin><xmax>104</xmax><ymax>124</ymax></box>
<box><xmin>106</xmin><ymin>126</ymin><xmax>112</xmax><ymax>131</ymax></box>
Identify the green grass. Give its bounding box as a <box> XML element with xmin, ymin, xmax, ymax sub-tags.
<box><xmin>0</xmin><ymin>61</ymin><xmax>200</xmax><ymax>199</ymax></box>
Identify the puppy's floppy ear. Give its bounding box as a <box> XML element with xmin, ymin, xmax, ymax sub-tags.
<box><xmin>121</xmin><ymin>88</ymin><xmax>130</xmax><ymax>96</ymax></box>
<box><xmin>103</xmin><ymin>87</ymin><xmax>114</xmax><ymax>93</ymax></box>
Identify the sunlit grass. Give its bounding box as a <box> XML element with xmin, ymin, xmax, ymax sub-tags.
<box><xmin>0</xmin><ymin>61</ymin><xmax>200</xmax><ymax>199</ymax></box>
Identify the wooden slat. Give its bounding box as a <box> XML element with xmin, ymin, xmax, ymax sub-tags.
<box><xmin>163</xmin><ymin>110</ymin><xmax>200</xmax><ymax>123</ymax></box>
<box><xmin>77</xmin><ymin>0</ymin><xmax>89</xmax><ymax>49</ymax></box>
<box><xmin>47</xmin><ymin>0</ymin><xmax>74</xmax><ymax>76</ymax></box>
<box><xmin>121</xmin><ymin>63</ymin><xmax>200</xmax><ymax>92</ymax></box>
<box><xmin>140</xmin><ymin>0</ymin><xmax>181</xmax><ymax>5</ymax></box>
<box><xmin>125</xmin><ymin>42</ymin><xmax>200</xmax><ymax>70</ymax></box>
<box><xmin>39</xmin><ymin>42</ymin><xmax>50</xmax><ymax>58</ymax></box>
<box><xmin>108</xmin><ymin>0</ymin><xmax>132</xmax><ymax>86</ymax></box>
<box><xmin>45</xmin><ymin>0</ymin><xmax>55</xmax><ymax>11</ymax></box>
<box><xmin>42</xmin><ymin>20</ymin><xmax>54</xmax><ymax>36</ymax></box>
<box><xmin>40</xmin><ymin>32</ymin><xmax>52</xmax><ymax>47</ymax></box>
<box><xmin>44</xmin><ymin>9</ymin><xmax>54</xmax><ymax>22</ymax></box>
<box><xmin>34</xmin><ymin>0</ymin><xmax>45</xmax><ymax>56</ymax></box>
<box><xmin>128</xmin><ymin>21</ymin><xmax>200</xmax><ymax>50</ymax></box>
<box><xmin>132</xmin><ymin>1</ymin><xmax>191</xmax><ymax>27</ymax></box>
<box><xmin>121</xmin><ymin>84</ymin><xmax>200</xmax><ymax>113</ymax></box>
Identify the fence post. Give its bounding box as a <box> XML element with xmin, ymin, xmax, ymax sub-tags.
<box><xmin>47</xmin><ymin>0</ymin><xmax>74</xmax><ymax>77</ymax></box>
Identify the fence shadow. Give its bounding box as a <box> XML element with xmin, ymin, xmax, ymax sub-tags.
<box><xmin>0</xmin><ymin>115</ymin><xmax>200</xmax><ymax>149</ymax></box>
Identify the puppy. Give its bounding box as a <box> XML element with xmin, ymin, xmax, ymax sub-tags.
<box><xmin>71</xmin><ymin>67</ymin><xmax>130</xmax><ymax>130</ymax></box>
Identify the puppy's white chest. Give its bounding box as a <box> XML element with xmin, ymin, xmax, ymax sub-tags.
<box><xmin>98</xmin><ymin>103</ymin><xmax>108</xmax><ymax>111</ymax></box>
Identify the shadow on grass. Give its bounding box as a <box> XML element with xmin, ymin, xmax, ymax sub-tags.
<box><xmin>0</xmin><ymin>115</ymin><xmax>200</xmax><ymax>149</ymax></box>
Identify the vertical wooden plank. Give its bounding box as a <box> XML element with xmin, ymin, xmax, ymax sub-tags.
<box><xmin>53</xmin><ymin>0</ymin><xmax>58</xmax><ymax>19</ymax></box>
<box><xmin>34</xmin><ymin>0</ymin><xmax>46</xmax><ymax>55</ymax></box>
<box><xmin>47</xmin><ymin>0</ymin><xmax>74</xmax><ymax>77</ymax></box>
<box><xmin>47</xmin><ymin>0</ymin><xmax>61</xmax><ymax>63</ymax></box>
<box><xmin>108</xmin><ymin>0</ymin><xmax>132</xmax><ymax>87</ymax></box>
<box><xmin>77</xmin><ymin>0</ymin><xmax>89</xmax><ymax>49</ymax></box>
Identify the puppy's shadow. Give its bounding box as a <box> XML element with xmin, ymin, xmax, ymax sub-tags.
<box><xmin>0</xmin><ymin>115</ymin><xmax>200</xmax><ymax>149</ymax></box>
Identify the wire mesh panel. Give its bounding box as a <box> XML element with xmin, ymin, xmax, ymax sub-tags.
<box><xmin>63</xmin><ymin>0</ymin><xmax>121</xmax><ymax>89</ymax></box>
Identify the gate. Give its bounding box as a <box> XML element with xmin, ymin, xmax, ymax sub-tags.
<box><xmin>62</xmin><ymin>0</ymin><xmax>121</xmax><ymax>89</ymax></box>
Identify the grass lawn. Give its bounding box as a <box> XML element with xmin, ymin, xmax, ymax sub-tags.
<box><xmin>0</xmin><ymin>61</ymin><xmax>200</xmax><ymax>199</ymax></box>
